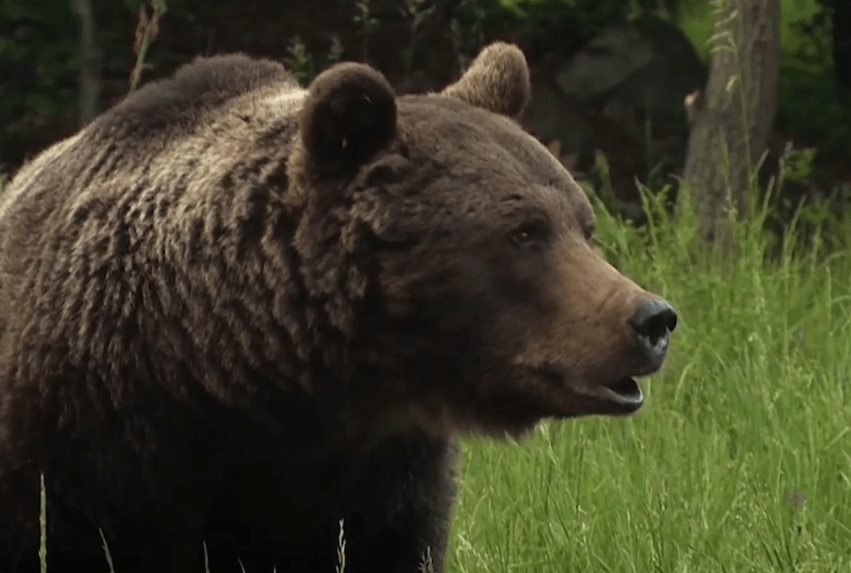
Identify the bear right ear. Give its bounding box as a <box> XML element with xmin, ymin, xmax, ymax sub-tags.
<box><xmin>440</xmin><ymin>42</ymin><xmax>531</xmax><ymax>120</ymax></box>
<box><xmin>298</xmin><ymin>62</ymin><xmax>398</xmax><ymax>168</ymax></box>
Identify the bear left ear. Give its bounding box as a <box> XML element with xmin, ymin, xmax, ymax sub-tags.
<box><xmin>440</xmin><ymin>42</ymin><xmax>531</xmax><ymax>120</ymax></box>
<box><xmin>298</xmin><ymin>62</ymin><xmax>398</xmax><ymax>166</ymax></box>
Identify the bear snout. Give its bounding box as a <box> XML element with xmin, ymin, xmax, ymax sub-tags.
<box><xmin>629</xmin><ymin>299</ymin><xmax>678</xmax><ymax>375</ymax></box>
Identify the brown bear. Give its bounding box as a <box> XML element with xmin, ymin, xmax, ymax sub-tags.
<box><xmin>0</xmin><ymin>42</ymin><xmax>676</xmax><ymax>573</ymax></box>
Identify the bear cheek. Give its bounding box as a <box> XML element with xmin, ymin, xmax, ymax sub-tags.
<box><xmin>376</xmin><ymin>246</ymin><xmax>489</xmax><ymax>321</ymax></box>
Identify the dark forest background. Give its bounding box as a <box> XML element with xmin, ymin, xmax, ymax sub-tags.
<box><xmin>1</xmin><ymin>0</ymin><xmax>848</xmax><ymax>232</ymax></box>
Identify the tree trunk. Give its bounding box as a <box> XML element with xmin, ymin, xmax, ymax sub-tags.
<box><xmin>679</xmin><ymin>0</ymin><xmax>781</xmax><ymax>244</ymax></box>
<box><xmin>833</xmin><ymin>0</ymin><xmax>851</xmax><ymax>97</ymax></box>
<box><xmin>71</xmin><ymin>0</ymin><xmax>102</xmax><ymax>126</ymax></box>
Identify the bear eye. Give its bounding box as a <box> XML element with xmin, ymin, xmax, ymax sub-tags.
<box><xmin>511</xmin><ymin>222</ymin><xmax>547</xmax><ymax>248</ymax></box>
<box><xmin>513</xmin><ymin>230</ymin><xmax>533</xmax><ymax>246</ymax></box>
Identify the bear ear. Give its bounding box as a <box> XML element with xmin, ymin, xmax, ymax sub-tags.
<box><xmin>298</xmin><ymin>62</ymin><xmax>397</xmax><ymax>166</ymax></box>
<box><xmin>440</xmin><ymin>42</ymin><xmax>531</xmax><ymax>119</ymax></box>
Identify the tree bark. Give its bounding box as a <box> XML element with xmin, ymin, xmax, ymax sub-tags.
<box><xmin>832</xmin><ymin>0</ymin><xmax>851</xmax><ymax>97</ymax></box>
<box><xmin>679</xmin><ymin>0</ymin><xmax>781</xmax><ymax>244</ymax></box>
<box><xmin>71</xmin><ymin>0</ymin><xmax>102</xmax><ymax>126</ymax></box>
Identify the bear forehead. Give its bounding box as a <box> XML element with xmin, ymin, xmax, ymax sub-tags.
<box><xmin>396</xmin><ymin>95</ymin><xmax>569</xmax><ymax>183</ymax></box>
<box><xmin>386</xmin><ymin>94</ymin><xmax>590</xmax><ymax>222</ymax></box>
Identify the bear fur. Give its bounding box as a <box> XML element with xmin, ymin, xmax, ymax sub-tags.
<box><xmin>0</xmin><ymin>42</ymin><xmax>676</xmax><ymax>573</ymax></box>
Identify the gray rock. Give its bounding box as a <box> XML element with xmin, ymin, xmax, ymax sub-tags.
<box><xmin>554</xmin><ymin>15</ymin><xmax>706</xmax><ymax>124</ymax></box>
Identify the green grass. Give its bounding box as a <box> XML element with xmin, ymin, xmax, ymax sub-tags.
<box><xmin>446</xmin><ymin>180</ymin><xmax>851</xmax><ymax>572</ymax></box>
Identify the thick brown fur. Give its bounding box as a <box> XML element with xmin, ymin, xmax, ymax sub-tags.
<box><xmin>0</xmin><ymin>43</ymin><xmax>675</xmax><ymax>573</ymax></box>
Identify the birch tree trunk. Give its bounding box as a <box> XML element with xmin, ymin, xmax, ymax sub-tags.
<box><xmin>680</xmin><ymin>0</ymin><xmax>781</xmax><ymax>244</ymax></box>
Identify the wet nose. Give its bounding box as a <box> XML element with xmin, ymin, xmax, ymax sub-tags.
<box><xmin>631</xmin><ymin>299</ymin><xmax>677</xmax><ymax>368</ymax></box>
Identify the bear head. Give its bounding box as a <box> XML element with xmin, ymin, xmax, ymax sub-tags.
<box><xmin>284</xmin><ymin>43</ymin><xmax>678</xmax><ymax>439</ymax></box>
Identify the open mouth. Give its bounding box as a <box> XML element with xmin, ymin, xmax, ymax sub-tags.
<box><xmin>598</xmin><ymin>377</ymin><xmax>644</xmax><ymax>412</ymax></box>
<box><xmin>534</xmin><ymin>367</ymin><xmax>645</xmax><ymax>416</ymax></box>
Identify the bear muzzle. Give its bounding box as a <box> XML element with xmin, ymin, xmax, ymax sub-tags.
<box><xmin>588</xmin><ymin>298</ymin><xmax>678</xmax><ymax>414</ymax></box>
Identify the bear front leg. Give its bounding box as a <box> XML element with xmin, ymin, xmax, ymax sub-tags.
<box><xmin>323</xmin><ymin>431</ymin><xmax>458</xmax><ymax>573</ymax></box>
<box><xmin>202</xmin><ymin>431</ymin><xmax>458</xmax><ymax>573</ymax></box>
<box><xmin>43</xmin><ymin>493</ymin><xmax>210</xmax><ymax>573</ymax></box>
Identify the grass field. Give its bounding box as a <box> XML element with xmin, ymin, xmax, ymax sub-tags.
<box><xmin>445</xmin><ymin>181</ymin><xmax>851</xmax><ymax>572</ymax></box>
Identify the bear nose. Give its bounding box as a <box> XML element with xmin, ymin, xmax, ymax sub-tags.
<box><xmin>630</xmin><ymin>299</ymin><xmax>677</xmax><ymax>369</ymax></box>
